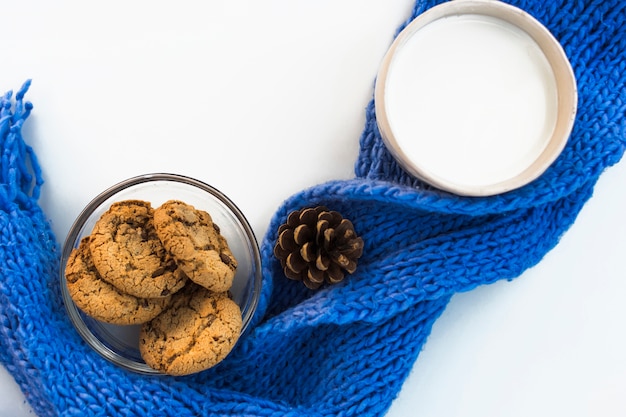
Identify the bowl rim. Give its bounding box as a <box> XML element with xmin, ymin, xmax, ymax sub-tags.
<box><xmin>59</xmin><ymin>172</ymin><xmax>263</xmax><ymax>374</ymax></box>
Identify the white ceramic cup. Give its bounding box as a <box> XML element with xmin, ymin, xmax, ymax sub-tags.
<box><xmin>375</xmin><ymin>0</ymin><xmax>577</xmax><ymax>196</ymax></box>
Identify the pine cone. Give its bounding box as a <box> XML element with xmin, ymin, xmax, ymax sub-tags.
<box><xmin>273</xmin><ymin>206</ymin><xmax>364</xmax><ymax>289</ymax></box>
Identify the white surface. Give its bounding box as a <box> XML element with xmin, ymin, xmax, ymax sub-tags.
<box><xmin>0</xmin><ymin>1</ymin><xmax>624</xmax><ymax>416</ymax></box>
<box><xmin>383</xmin><ymin>14</ymin><xmax>558</xmax><ymax>188</ymax></box>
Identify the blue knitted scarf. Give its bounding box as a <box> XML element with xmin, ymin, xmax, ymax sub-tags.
<box><xmin>1</xmin><ymin>1</ymin><xmax>625</xmax><ymax>415</ymax></box>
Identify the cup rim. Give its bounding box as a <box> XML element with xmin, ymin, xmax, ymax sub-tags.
<box><xmin>59</xmin><ymin>173</ymin><xmax>263</xmax><ymax>374</ymax></box>
<box><xmin>374</xmin><ymin>0</ymin><xmax>578</xmax><ymax>196</ymax></box>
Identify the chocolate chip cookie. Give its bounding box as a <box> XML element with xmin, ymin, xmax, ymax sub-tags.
<box><xmin>89</xmin><ymin>200</ymin><xmax>187</xmax><ymax>299</ymax></box>
<box><xmin>153</xmin><ymin>200</ymin><xmax>237</xmax><ymax>293</ymax></box>
<box><xmin>65</xmin><ymin>237</ymin><xmax>172</xmax><ymax>325</ymax></box>
<box><xmin>139</xmin><ymin>284</ymin><xmax>242</xmax><ymax>376</ymax></box>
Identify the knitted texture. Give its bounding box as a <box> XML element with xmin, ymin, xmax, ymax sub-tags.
<box><xmin>1</xmin><ymin>1</ymin><xmax>625</xmax><ymax>416</ymax></box>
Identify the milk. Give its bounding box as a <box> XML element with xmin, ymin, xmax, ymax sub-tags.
<box><xmin>383</xmin><ymin>14</ymin><xmax>559</xmax><ymax>189</ymax></box>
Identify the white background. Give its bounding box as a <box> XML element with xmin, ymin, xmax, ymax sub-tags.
<box><xmin>1</xmin><ymin>1</ymin><xmax>625</xmax><ymax>416</ymax></box>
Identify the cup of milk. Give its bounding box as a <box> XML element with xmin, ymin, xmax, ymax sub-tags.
<box><xmin>375</xmin><ymin>0</ymin><xmax>577</xmax><ymax>196</ymax></box>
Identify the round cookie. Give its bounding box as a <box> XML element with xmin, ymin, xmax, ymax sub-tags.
<box><xmin>153</xmin><ymin>200</ymin><xmax>237</xmax><ymax>293</ymax></box>
<box><xmin>89</xmin><ymin>200</ymin><xmax>187</xmax><ymax>299</ymax></box>
<box><xmin>139</xmin><ymin>284</ymin><xmax>242</xmax><ymax>376</ymax></box>
<box><xmin>65</xmin><ymin>237</ymin><xmax>172</xmax><ymax>325</ymax></box>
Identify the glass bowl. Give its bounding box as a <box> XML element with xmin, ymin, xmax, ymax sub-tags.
<box><xmin>59</xmin><ymin>173</ymin><xmax>262</xmax><ymax>374</ymax></box>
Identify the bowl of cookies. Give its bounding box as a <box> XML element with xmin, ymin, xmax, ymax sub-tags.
<box><xmin>60</xmin><ymin>173</ymin><xmax>262</xmax><ymax>375</ymax></box>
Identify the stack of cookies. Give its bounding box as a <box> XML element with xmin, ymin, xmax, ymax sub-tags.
<box><xmin>65</xmin><ymin>199</ymin><xmax>242</xmax><ymax>376</ymax></box>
